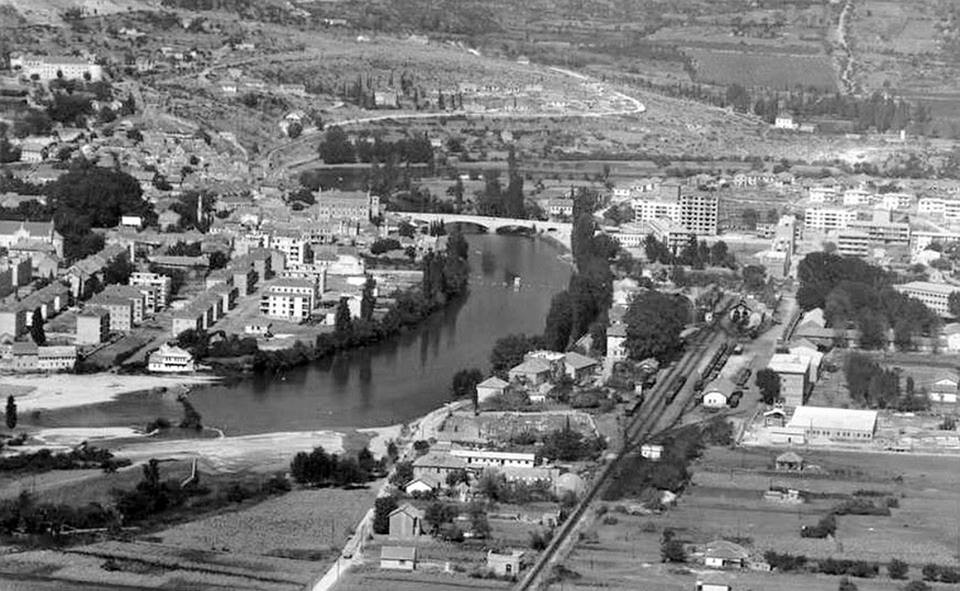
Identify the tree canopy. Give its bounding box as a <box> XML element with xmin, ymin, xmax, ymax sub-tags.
<box><xmin>624</xmin><ymin>291</ymin><xmax>689</xmax><ymax>361</ymax></box>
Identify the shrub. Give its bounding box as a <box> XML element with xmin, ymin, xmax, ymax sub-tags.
<box><xmin>903</xmin><ymin>581</ymin><xmax>931</xmax><ymax>591</ymax></box>
<box><xmin>145</xmin><ymin>417</ymin><xmax>171</xmax><ymax>432</ymax></box>
<box><xmin>764</xmin><ymin>551</ymin><xmax>807</xmax><ymax>572</ymax></box>
<box><xmin>888</xmin><ymin>558</ymin><xmax>908</xmax><ymax>580</ymax></box>
<box><xmin>661</xmin><ymin>538</ymin><xmax>686</xmax><ymax>563</ymax></box>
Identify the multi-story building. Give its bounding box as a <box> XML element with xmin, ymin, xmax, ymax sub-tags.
<box><xmin>679</xmin><ymin>193</ymin><xmax>718</xmax><ymax>235</ymax></box>
<box><xmin>768</xmin><ymin>353</ymin><xmax>809</xmax><ymax>408</ymax></box>
<box><xmin>649</xmin><ymin>217</ymin><xmax>696</xmax><ymax>253</ymax></box>
<box><xmin>807</xmin><ymin>186</ymin><xmax>837</xmax><ymax>204</ymax></box>
<box><xmin>37</xmin><ymin>346</ymin><xmax>77</xmax><ymax>371</ymax></box>
<box><xmin>918</xmin><ymin>197</ymin><xmax>960</xmax><ymax>221</ymax></box>
<box><xmin>86</xmin><ymin>295</ymin><xmax>133</xmax><ymax>332</ymax></box>
<box><xmin>76</xmin><ymin>307</ymin><xmax>110</xmax><ymax>345</ymax></box>
<box><xmin>171</xmin><ymin>309</ymin><xmax>203</xmax><ymax>337</ymax></box>
<box><xmin>0</xmin><ymin>308</ymin><xmax>27</xmax><ymax>337</ymax></box>
<box><xmin>632</xmin><ymin>198</ymin><xmax>681</xmax><ymax>224</ymax></box>
<box><xmin>546</xmin><ymin>198</ymin><xmax>574</xmax><ymax>218</ymax></box>
<box><xmin>315</xmin><ymin>190</ymin><xmax>379</xmax><ymax>222</ymax></box>
<box><xmin>842</xmin><ymin>188</ymin><xmax>873</xmax><ymax>206</ymax></box>
<box><xmin>803</xmin><ymin>207</ymin><xmax>857</xmax><ymax>232</ymax></box>
<box><xmin>129</xmin><ymin>272</ymin><xmax>172</xmax><ymax>309</ymax></box>
<box><xmin>836</xmin><ymin>229</ymin><xmax>871</xmax><ymax>258</ymax></box>
<box><xmin>846</xmin><ymin>212</ymin><xmax>911</xmax><ymax>245</ymax></box>
<box><xmin>772</xmin><ymin>215</ymin><xmax>799</xmax><ymax>257</ymax></box>
<box><xmin>268</xmin><ymin>231</ymin><xmax>310</xmax><ymax>266</ymax></box>
<box><xmin>877</xmin><ymin>193</ymin><xmax>914</xmax><ymax>211</ymax></box>
<box><xmin>259</xmin><ymin>278</ymin><xmax>317</xmax><ymax>321</ymax></box>
<box><xmin>91</xmin><ymin>285</ymin><xmax>146</xmax><ymax>325</ymax></box>
<box><xmin>11</xmin><ymin>54</ymin><xmax>103</xmax><ymax>81</ymax></box>
<box><xmin>894</xmin><ymin>281</ymin><xmax>960</xmax><ymax>317</ymax></box>
<box><xmin>148</xmin><ymin>344</ymin><xmax>196</xmax><ymax>373</ymax></box>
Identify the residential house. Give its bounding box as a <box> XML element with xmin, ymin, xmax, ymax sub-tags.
<box><xmin>945</xmin><ymin>323</ymin><xmax>960</xmax><ymax>352</ymax></box>
<box><xmin>404</xmin><ymin>474</ymin><xmax>442</xmax><ymax>495</ymax></box>
<box><xmin>641</xmin><ymin>444</ymin><xmax>664</xmax><ymax>461</ymax></box>
<box><xmin>696</xmin><ymin>581</ymin><xmax>733</xmax><ymax>591</ymax></box>
<box><xmin>412</xmin><ymin>451</ymin><xmax>469</xmax><ymax>481</ymax></box>
<box><xmin>380</xmin><ymin>546</ymin><xmax>416</xmax><ymax>571</ymax></box>
<box><xmin>476</xmin><ymin>376</ymin><xmax>508</xmax><ymax>403</ymax></box>
<box><xmin>487</xmin><ymin>549</ymin><xmax>524</xmax><ymax>577</ymax></box>
<box><xmin>787</xmin><ymin>339</ymin><xmax>823</xmax><ymax>383</ymax></box>
<box><xmin>0</xmin><ymin>220</ymin><xmax>64</xmax><ymax>257</ymax></box>
<box><xmin>703</xmin><ymin>540</ymin><xmax>749</xmax><ymax>569</ymax></box>
<box><xmin>563</xmin><ymin>352</ymin><xmax>598</xmax><ymax>381</ymax></box>
<box><xmin>508</xmin><ymin>357</ymin><xmax>554</xmax><ymax>386</ymax></box>
<box><xmin>388</xmin><ymin>504</ymin><xmax>425</xmax><ymax>540</ymax></box>
<box><xmin>606</xmin><ymin>323</ymin><xmax>628</xmax><ymax>360</ymax></box>
<box><xmin>11</xmin><ymin>342</ymin><xmax>38</xmax><ymax>370</ymax></box>
<box><xmin>929</xmin><ymin>372</ymin><xmax>959</xmax><ymax>404</ymax></box>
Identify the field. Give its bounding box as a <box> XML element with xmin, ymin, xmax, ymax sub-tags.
<box><xmin>685</xmin><ymin>48</ymin><xmax>837</xmax><ymax>91</ymax></box>
<box><xmin>550</xmin><ymin>446</ymin><xmax>960</xmax><ymax>590</ymax></box>
<box><xmin>156</xmin><ymin>488</ymin><xmax>376</xmax><ymax>558</ymax></box>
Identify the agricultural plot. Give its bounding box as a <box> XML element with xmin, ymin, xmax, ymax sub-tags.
<box><xmin>156</xmin><ymin>488</ymin><xmax>376</xmax><ymax>558</ymax></box>
<box><xmin>685</xmin><ymin>48</ymin><xmax>837</xmax><ymax>91</ymax></box>
<box><xmin>551</xmin><ymin>446</ymin><xmax>960</xmax><ymax>590</ymax></box>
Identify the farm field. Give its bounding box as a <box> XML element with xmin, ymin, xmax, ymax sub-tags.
<box><xmin>156</xmin><ymin>487</ymin><xmax>377</xmax><ymax>558</ymax></box>
<box><xmin>685</xmin><ymin>48</ymin><xmax>837</xmax><ymax>91</ymax></box>
<box><xmin>550</xmin><ymin>446</ymin><xmax>960</xmax><ymax>590</ymax></box>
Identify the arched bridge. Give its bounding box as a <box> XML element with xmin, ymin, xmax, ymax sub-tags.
<box><xmin>403</xmin><ymin>213</ymin><xmax>572</xmax><ymax>248</ymax></box>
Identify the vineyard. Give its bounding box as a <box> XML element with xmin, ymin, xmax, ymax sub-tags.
<box><xmin>685</xmin><ymin>48</ymin><xmax>837</xmax><ymax>91</ymax></box>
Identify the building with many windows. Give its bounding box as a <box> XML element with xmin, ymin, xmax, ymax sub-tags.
<box><xmin>315</xmin><ymin>190</ymin><xmax>379</xmax><ymax>222</ymax></box>
<box><xmin>11</xmin><ymin>54</ymin><xmax>103</xmax><ymax>81</ymax></box>
<box><xmin>129</xmin><ymin>272</ymin><xmax>172</xmax><ymax>309</ymax></box>
<box><xmin>803</xmin><ymin>207</ymin><xmax>857</xmax><ymax>232</ymax></box>
<box><xmin>259</xmin><ymin>278</ymin><xmax>317</xmax><ymax>321</ymax></box>
<box><xmin>148</xmin><ymin>344</ymin><xmax>196</xmax><ymax>373</ymax></box>
<box><xmin>836</xmin><ymin>229</ymin><xmax>871</xmax><ymax>258</ymax></box>
<box><xmin>894</xmin><ymin>281</ymin><xmax>960</xmax><ymax>317</ymax></box>
<box><xmin>76</xmin><ymin>307</ymin><xmax>110</xmax><ymax>345</ymax></box>
<box><xmin>632</xmin><ymin>198</ymin><xmax>681</xmax><ymax>223</ymax></box>
<box><xmin>679</xmin><ymin>193</ymin><xmax>719</xmax><ymax>236</ymax></box>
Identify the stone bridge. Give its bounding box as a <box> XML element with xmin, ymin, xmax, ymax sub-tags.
<box><xmin>403</xmin><ymin>213</ymin><xmax>571</xmax><ymax>248</ymax></box>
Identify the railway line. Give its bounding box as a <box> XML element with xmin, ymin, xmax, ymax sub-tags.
<box><xmin>514</xmin><ymin>319</ymin><xmax>731</xmax><ymax>590</ymax></box>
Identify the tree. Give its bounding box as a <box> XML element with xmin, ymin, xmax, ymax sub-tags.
<box><xmin>446</xmin><ymin>468</ymin><xmax>470</xmax><ymax>488</ymax></box>
<box><xmin>743</xmin><ymin>265</ymin><xmax>767</xmax><ymax>290</ymax></box>
<box><xmin>103</xmin><ymin>253</ymin><xmax>135</xmax><ymax>285</ymax></box>
<box><xmin>543</xmin><ymin>291</ymin><xmax>574</xmax><ymax>352</ymax></box>
<box><xmin>5</xmin><ymin>395</ymin><xmax>16</xmax><ymax>431</ymax></box>
<box><xmin>888</xmin><ymin>558</ymin><xmax>909</xmax><ymax>580</ymax></box>
<box><xmin>837</xmin><ymin>577</ymin><xmax>858</xmax><ymax>591</ymax></box>
<box><xmin>30</xmin><ymin>309</ymin><xmax>46</xmax><ymax>346</ymax></box>
<box><xmin>178</xmin><ymin>395</ymin><xmax>202</xmax><ymax>431</ymax></box>
<box><xmin>389</xmin><ymin>461</ymin><xmax>413</xmax><ymax>486</ymax></box>
<box><xmin>373</xmin><ymin>496</ymin><xmax>398</xmax><ymax>534</ymax></box>
<box><xmin>317</xmin><ymin>126</ymin><xmax>356</xmax><ymax>164</ymax></box>
<box><xmin>386</xmin><ymin>441</ymin><xmax>399</xmax><ymax>463</ymax></box>
<box><xmin>451</xmin><ymin>368</ymin><xmax>483</xmax><ymax>400</ymax></box>
<box><xmin>661</xmin><ymin>538</ymin><xmax>686</xmax><ymax>563</ymax></box>
<box><xmin>335</xmin><ymin>297</ymin><xmax>353</xmax><ymax>336</ymax></box>
<box><xmin>755</xmin><ymin>368</ymin><xmax>781</xmax><ymax>404</ymax></box>
<box><xmin>360</xmin><ymin>277</ymin><xmax>376</xmax><ymax>321</ymax></box>
<box><xmin>490</xmin><ymin>334</ymin><xmax>535</xmax><ymax>374</ymax></box>
<box><xmin>950</xmin><ymin>292</ymin><xmax>960</xmax><ymax>318</ymax></box>
<box><xmin>742</xmin><ymin>208</ymin><xmax>759</xmax><ymax>230</ymax></box>
<box><xmin>623</xmin><ymin>291</ymin><xmax>689</xmax><ymax>362</ymax></box>
<box><xmin>904</xmin><ymin>581</ymin><xmax>931</xmax><ymax>591</ymax></box>
<box><xmin>424</xmin><ymin>501</ymin><xmax>456</xmax><ymax>534</ymax></box>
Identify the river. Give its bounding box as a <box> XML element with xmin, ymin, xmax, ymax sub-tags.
<box><xmin>188</xmin><ymin>233</ymin><xmax>570</xmax><ymax>435</ymax></box>
<box><xmin>32</xmin><ymin>234</ymin><xmax>569</xmax><ymax>436</ymax></box>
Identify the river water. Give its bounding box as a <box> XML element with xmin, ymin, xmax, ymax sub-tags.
<box><xmin>186</xmin><ymin>233</ymin><xmax>570</xmax><ymax>435</ymax></box>
<box><xmin>29</xmin><ymin>234</ymin><xmax>568</xmax><ymax>436</ymax></box>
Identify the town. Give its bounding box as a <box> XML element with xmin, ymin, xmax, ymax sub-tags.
<box><xmin>0</xmin><ymin>2</ymin><xmax>960</xmax><ymax>591</ymax></box>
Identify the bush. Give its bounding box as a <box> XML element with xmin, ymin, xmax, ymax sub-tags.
<box><xmin>903</xmin><ymin>581</ymin><xmax>931</xmax><ymax>591</ymax></box>
<box><xmin>529</xmin><ymin>529</ymin><xmax>551</xmax><ymax>551</ymax></box>
<box><xmin>801</xmin><ymin>513</ymin><xmax>836</xmax><ymax>538</ymax></box>
<box><xmin>373</xmin><ymin>496</ymin><xmax>398</xmax><ymax>535</ymax></box>
<box><xmin>764</xmin><ymin>551</ymin><xmax>808</xmax><ymax>572</ymax></box>
<box><xmin>888</xmin><ymin>558</ymin><xmax>909</xmax><ymax>580</ymax></box>
<box><xmin>145</xmin><ymin>417</ymin><xmax>171</xmax><ymax>432</ymax></box>
<box><xmin>370</xmin><ymin>238</ymin><xmax>402</xmax><ymax>255</ymax></box>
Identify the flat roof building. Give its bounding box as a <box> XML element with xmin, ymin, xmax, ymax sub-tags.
<box><xmin>894</xmin><ymin>281</ymin><xmax>960</xmax><ymax>317</ymax></box>
<box><xmin>787</xmin><ymin>406</ymin><xmax>878</xmax><ymax>441</ymax></box>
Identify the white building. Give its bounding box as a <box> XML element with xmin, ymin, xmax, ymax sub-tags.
<box><xmin>786</xmin><ymin>406</ymin><xmax>878</xmax><ymax>441</ymax></box>
<box><xmin>449</xmin><ymin>449</ymin><xmax>536</xmax><ymax>469</ymax></box>
<box><xmin>12</xmin><ymin>54</ymin><xmax>103</xmax><ymax>81</ymax></box>
<box><xmin>894</xmin><ymin>281</ymin><xmax>960</xmax><ymax>317</ymax></box>
<box><xmin>807</xmin><ymin>186</ymin><xmax>837</xmax><ymax>204</ymax></box>
<box><xmin>259</xmin><ymin>278</ymin><xmax>317</xmax><ymax>321</ymax></box>
<box><xmin>632</xmin><ymin>198</ymin><xmax>680</xmax><ymax>223</ymax></box>
<box><xmin>803</xmin><ymin>207</ymin><xmax>856</xmax><ymax>232</ymax></box>
<box><xmin>37</xmin><ymin>346</ymin><xmax>77</xmax><ymax>371</ymax></box>
<box><xmin>148</xmin><ymin>344</ymin><xmax>196</xmax><ymax>373</ymax></box>
<box><xmin>268</xmin><ymin>232</ymin><xmax>310</xmax><ymax>266</ymax></box>
<box><xmin>129</xmin><ymin>272</ymin><xmax>172</xmax><ymax>309</ymax></box>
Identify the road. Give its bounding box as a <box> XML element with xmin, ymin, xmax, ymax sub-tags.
<box><xmin>515</xmin><ymin>322</ymin><xmax>731</xmax><ymax>591</ymax></box>
<box><xmin>262</xmin><ymin>67</ymin><xmax>647</xmax><ymax>181</ymax></box>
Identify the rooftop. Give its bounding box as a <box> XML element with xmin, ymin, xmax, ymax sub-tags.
<box><xmin>787</xmin><ymin>406</ymin><xmax>878</xmax><ymax>433</ymax></box>
<box><xmin>768</xmin><ymin>353</ymin><xmax>808</xmax><ymax>374</ymax></box>
<box><xmin>380</xmin><ymin>546</ymin><xmax>417</xmax><ymax>561</ymax></box>
<box><xmin>895</xmin><ymin>281</ymin><xmax>960</xmax><ymax>295</ymax></box>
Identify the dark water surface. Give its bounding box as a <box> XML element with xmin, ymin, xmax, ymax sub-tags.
<box><xmin>186</xmin><ymin>233</ymin><xmax>570</xmax><ymax>435</ymax></box>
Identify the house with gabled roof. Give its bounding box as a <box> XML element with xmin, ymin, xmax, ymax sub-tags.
<box><xmin>388</xmin><ymin>504</ymin><xmax>425</xmax><ymax>540</ymax></box>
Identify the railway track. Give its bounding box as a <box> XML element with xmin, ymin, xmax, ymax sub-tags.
<box><xmin>514</xmin><ymin>323</ymin><xmax>729</xmax><ymax>590</ymax></box>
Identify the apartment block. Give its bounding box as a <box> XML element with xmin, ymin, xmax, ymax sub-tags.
<box><xmin>679</xmin><ymin>193</ymin><xmax>718</xmax><ymax>235</ymax></box>
<box><xmin>803</xmin><ymin>207</ymin><xmax>857</xmax><ymax>232</ymax></box>
<box><xmin>129</xmin><ymin>272</ymin><xmax>172</xmax><ymax>309</ymax></box>
<box><xmin>894</xmin><ymin>281</ymin><xmax>960</xmax><ymax>317</ymax></box>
